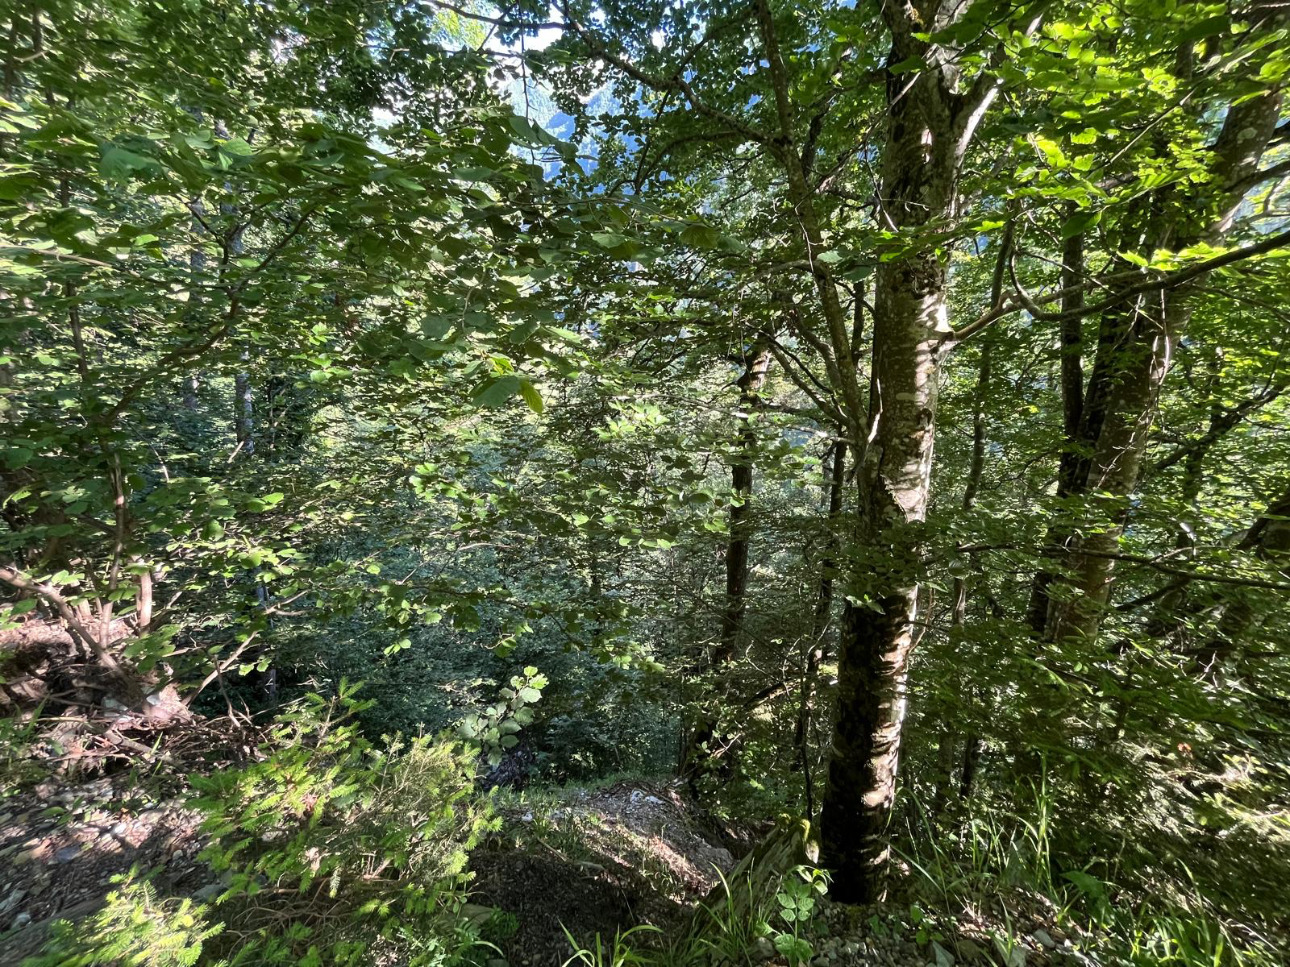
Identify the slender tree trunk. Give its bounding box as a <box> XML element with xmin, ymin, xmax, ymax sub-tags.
<box><xmin>234</xmin><ymin>366</ymin><xmax>254</xmax><ymax>454</ymax></box>
<box><xmin>795</xmin><ymin>440</ymin><xmax>847</xmax><ymax>812</ymax></box>
<box><xmin>681</xmin><ymin>344</ymin><xmax>772</xmax><ymax>786</ymax></box>
<box><xmin>184</xmin><ymin>188</ymin><xmax>207</xmax><ymax>411</ymax></box>
<box><xmin>716</xmin><ymin>345</ymin><xmax>774</xmax><ymax>663</ymax></box>
<box><xmin>932</xmin><ymin>340</ymin><xmax>991</xmax><ymax>815</ymax></box>
<box><xmin>1026</xmin><ymin>229</ymin><xmax>1085</xmax><ymax>633</ymax></box>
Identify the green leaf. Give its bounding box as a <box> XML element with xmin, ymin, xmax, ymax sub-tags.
<box><xmin>472</xmin><ymin>376</ymin><xmax>521</xmax><ymax>408</ymax></box>
<box><xmin>100</xmin><ymin>145</ymin><xmax>162</xmax><ymax>181</ymax></box>
<box><xmin>1061</xmin><ymin>209</ymin><xmax>1101</xmax><ymax>239</ymax></box>
<box><xmin>518</xmin><ymin>378</ymin><xmax>544</xmax><ymax>414</ymax></box>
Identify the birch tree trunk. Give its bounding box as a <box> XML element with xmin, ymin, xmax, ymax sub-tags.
<box><xmin>817</xmin><ymin>1</ymin><xmax>1002</xmax><ymax>901</ymax></box>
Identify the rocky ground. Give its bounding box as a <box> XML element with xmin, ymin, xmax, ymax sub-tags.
<box><xmin>0</xmin><ymin>777</ymin><xmax>211</xmax><ymax>966</ymax></box>
<box><xmin>799</xmin><ymin>898</ymin><xmax>1085</xmax><ymax>967</ymax></box>
<box><xmin>473</xmin><ymin>780</ymin><xmax>740</xmax><ymax>966</ymax></box>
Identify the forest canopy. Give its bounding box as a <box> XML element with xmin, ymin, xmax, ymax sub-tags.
<box><xmin>1</xmin><ymin>1</ymin><xmax>1288</xmax><ymax>966</ymax></box>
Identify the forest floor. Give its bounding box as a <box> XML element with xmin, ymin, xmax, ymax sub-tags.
<box><xmin>0</xmin><ymin>772</ymin><xmax>212</xmax><ymax>966</ymax></box>
<box><xmin>474</xmin><ymin>779</ymin><xmax>742</xmax><ymax>965</ymax></box>
<box><xmin>0</xmin><ymin>764</ymin><xmax>1087</xmax><ymax>967</ymax></box>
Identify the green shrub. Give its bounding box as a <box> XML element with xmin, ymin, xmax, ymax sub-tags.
<box><xmin>23</xmin><ymin>869</ymin><xmax>224</xmax><ymax>967</ymax></box>
<box><xmin>189</xmin><ymin>682</ymin><xmax>499</xmax><ymax>966</ymax></box>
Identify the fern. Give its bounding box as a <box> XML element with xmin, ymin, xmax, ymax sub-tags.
<box><xmin>23</xmin><ymin>869</ymin><xmax>225</xmax><ymax>967</ymax></box>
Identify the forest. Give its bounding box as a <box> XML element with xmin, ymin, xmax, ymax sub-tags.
<box><xmin>0</xmin><ymin>0</ymin><xmax>1287</xmax><ymax>965</ymax></box>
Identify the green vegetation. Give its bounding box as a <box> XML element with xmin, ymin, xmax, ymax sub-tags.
<box><xmin>1</xmin><ymin>0</ymin><xmax>1287</xmax><ymax>965</ymax></box>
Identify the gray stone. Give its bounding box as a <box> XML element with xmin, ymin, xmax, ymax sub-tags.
<box><xmin>1032</xmin><ymin>930</ymin><xmax>1056</xmax><ymax>950</ymax></box>
<box><xmin>460</xmin><ymin>903</ymin><xmax>497</xmax><ymax>927</ymax></box>
<box><xmin>992</xmin><ymin>936</ymin><xmax>1026</xmax><ymax>967</ymax></box>
<box><xmin>54</xmin><ymin>844</ymin><xmax>83</xmax><ymax>864</ymax></box>
<box><xmin>956</xmin><ymin>938</ymin><xmax>985</xmax><ymax>963</ymax></box>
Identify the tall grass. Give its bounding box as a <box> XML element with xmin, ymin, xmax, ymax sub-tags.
<box><xmin>897</xmin><ymin>774</ymin><xmax>1281</xmax><ymax>967</ymax></box>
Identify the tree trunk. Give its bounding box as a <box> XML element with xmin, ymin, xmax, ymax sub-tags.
<box><xmin>716</xmin><ymin>345</ymin><xmax>774</xmax><ymax>664</ymax></box>
<box><xmin>1025</xmin><ymin>228</ymin><xmax>1086</xmax><ymax>633</ymax></box>
<box><xmin>819</xmin><ymin>13</ymin><xmax>997</xmax><ymax>896</ymax></box>
<box><xmin>1044</xmin><ymin>74</ymin><xmax>1284</xmax><ymax>646</ymax></box>
<box><xmin>932</xmin><ymin>339</ymin><xmax>991</xmax><ymax>815</ymax></box>
<box><xmin>234</xmin><ymin>365</ymin><xmax>254</xmax><ymax>455</ymax></box>
<box><xmin>183</xmin><ymin>190</ymin><xmax>207</xmax><ymax>411</ymax></box>
<box><xmin>794</xmin><ymin>440</ymin><xmax>847</xmax><ymax>813</ymax></box>
<box><xmin>681</xmin><ymin>344</ymin><xmax>772</xmax><ymax>786</ymax></box>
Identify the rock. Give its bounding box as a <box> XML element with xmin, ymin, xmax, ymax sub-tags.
<box><xmin>54</xmin><ymin>844</ymin><xmax>83</xmax><ymax>864</ymax></box>
<box><xmin>486</xmin><ymin>960</ymin><xmax>508</xmax><ymax>967</ymax></box>
<box><xmin>1032</xmin><ymin>930</ymin><xmax>1056</xmax><ymax>950</ymax></box>
<box><xmin>751</xmin><ymin>936</ymin><xmax>776</xmax><ymax>962</ymax></box>
<box><xmin>992</xmin><ymin>936</ymin><xmax>1026</xmax><ymax>967</ymax></box>
<box><xmin>956</xmin><ymin>938</ymin><xmax>985</xmax><ymax>962</ymax></box>
<box><xmin>460</xmin><ymin>903</ymin><xmax>498</xmax><ymax>928</ymax></box>
<box><xmin>932</xmin><ymin>940</ymin><xmax>955</xmax><ymax>967</ymax></box>
<box><xmin>12</xmin><ymin>912</ymin><xmax>31</xmax><ymax>929</ymax></box>
<box><xmin>193</xmin><ymin>884</ymin><xmax>222</xmax><ymax>902</ymax></box>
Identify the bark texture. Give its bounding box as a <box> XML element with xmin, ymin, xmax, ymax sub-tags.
<box><xmin>818</xmin><ymin>1</ymin><xmax>1000</xmax><ymax>901</ymax></box>
<box><xmin>1043</xmin><ymin>75</ymin><xmax>1284</xmax><ymax>646</ymax></box>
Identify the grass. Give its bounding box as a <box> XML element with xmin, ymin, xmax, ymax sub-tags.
<box><xmin>896</xmin><ymin>776</ymin><xmax>1283</xmax><ymax>967</ymax></box>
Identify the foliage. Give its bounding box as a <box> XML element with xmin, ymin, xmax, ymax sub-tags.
<box><xmin>561</xmin><ymin>925</ymin><xmax>662</xmax><ymax>967</ymax></box>
<box><xmin>1</xmin><ymin>0</ymin><xmax>1289</xmax><ymax>961</ymax></box>
<box><xmin>23</xmin><ymin>869</ymin><xmax>225</xmax><ymax>967</ymax></box>
<box><xmin>768</xmin><ymin>867</ymin><xmax>829</xmax><ymax>967</ymax></box>
<box><xmin>188</xmin><ymin>684</ymin><xmax>498</xmax><ymax>966</ymax></box>
<box><xmin>458</xmin><ymin>664</ymin><xmax>547</xmax><ymax>768</ymax></box>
